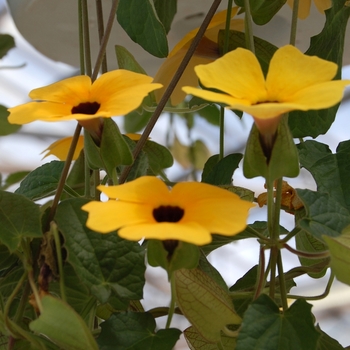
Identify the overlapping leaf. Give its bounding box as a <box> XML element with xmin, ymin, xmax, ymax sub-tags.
<box><xmin>236</xmin><ymin>295</ymin><xmax>320</xmax><ymax>350</ymax></box>
<box><xmin>296</xmin><ymin>140</ymin><xmax>350</xmax><ymax>241</ymax></box>
<box><xmin>56</xmin><ymin>198</ymin><xmax>146</xmax><ymax>303</ymax></box>
<box><xmin>97</xmin><ymin>312</ymin><xmax>181</xmax><ymax>350</ymax></box>
<box><xmin>117</xmin><ymin>0</ymin><xmax>168</xmax><ymax>57</ymax></box>
<box><xmin>289</xmin><ymin>0</ymin><xmax>350</xmax><ymax>138</ymax></box>
<box><xmin>0</xmin><ymin>191</ymin><xmax>42</xmax><ymax>252</ymax></box>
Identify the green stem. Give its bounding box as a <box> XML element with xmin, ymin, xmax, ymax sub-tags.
<box><xmin>223</xmin><ymin>0</ymin><xmax>234</xmax><ymax>55</ymax></box>
<box><xmin>289</xmin><ymin>0</ymin><xmax>299</xmax><ymax>46</ymax></box>
<box><xmin>81</xmin><ymin>0</ymin><xmax>92</xmax><ymax>77</ymax></box>
<box><xmin>272</xmin><ymin>178</ymin><xmax>282</xmax><ymax>237</ymax></box>
<box><xmin>93</xmin><ymin>170</ymin><xmax>101</xmax><ymax>200</ymax></box>
<box><xmin>28</xmin><ymin>268</ymin><xmax>43</xmax><ymax>314</ymax></box>
<box><xmin>119</xmin><ymin>0</ymin><xmax>223</xmax><ymax>183</ymax></box>
<box><xmin>254</xmin><ymin>245</ymin><xmax>266</xmax><ymax>299</ymax></box>
<box><xmin>84</xmin><ymin>151</ymin><xmax>91</xmax><ymax>198</ymax></box>
<box><xmin>287</xmin><ymin>272</ymin><xmax>334</xmax><ymax>301</ymax></box>
<box><xmin>95</xmin><ymin>0</ymin><xmax>108</xmax><ymax>73</ymax></box>
<box><xmin>245</xmin><ymin>225</ymin><xmax>270</xmax><ymax>242</ymax></box>
<box><xmin>166</xmin><ymin>275</ymin><xmax>176</xmax><ymax>329</ymax></box>
<box><xmin>219</xmin><ymin>107</ymin><xmax>225</xmax><ymax>161</ymax></box>
<box><xmin>243</xmin><ymin>0</ymin><xmax>255</xmax><ymax>53</ymax></box>
<box><xmin>13</xmin><ymin>279</ymin><xmax>31</xmax><ymax>324</ymax></box>
<box><xmin>269</xmin><ymin>246</ymin><xmax>278</xmax><ymax>299</ymax></box>
<box><xmin>91</xmin><ymin>0</ymin><xmax>119</xmax><ymax>81</ymax></box>
<box><xmin>47</xmin><ymin>124</ymin><xmax>82</xmax><ymax>226</ymax></box>
<box><xmin>283</xmin><ymin>243</ymin><xmax>330</xmax><ymax>259</ymax></box>
<box><xmin>277</xmin><ymin>251</ymin><xmax>288</xmax><ymax>311</ymax></box>
<box><xmin>78</xmin><ymin>0</ymin><xmax>85</xmax><ymax>75</ymax></box>
<box><xmin>4</xmin><ymin>271</ymin><xmax>28</xmax><ymax>335</ymax></box>
<box><xmin>51</xmin><ymin>222</ymin><xmax>67</xmax><ymax>303</ymax></box>
<box><xmin>279</xmin><ymin>227</ymin><xmax>302</xmax><ymax>243</ymax></box>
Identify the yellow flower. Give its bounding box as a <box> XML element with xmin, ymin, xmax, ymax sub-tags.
<box><xmin>183</xmin><ymin>45</ymin><xmax>350</xmax><ymax>135</ymax></box>
<box><xmin>82</xmin><ymin>176</ymin><xmax>254</xmax><ymax>245</ymax></box>
<box><xmin>153</xmin><ymin>8</ymin><xmax>244</xmax><ymax>106</ymax></box>
<box><xmin>8</xmin><ymin>70</ymin><xmax>162</xmax><ymax>124</ymax></box>
<box><xmin>286</xmin><ymin>0</ymin><xmax>331</xmax><ymax>19</ymax></box>
<box><xmin>41</xmin><ymin>136</ymin><xmax>84</xmax><ymax>161</ymax></box>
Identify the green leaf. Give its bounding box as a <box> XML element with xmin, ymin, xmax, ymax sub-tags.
<box><xmin>0</xmin><ymin>34</ymin><xmax>15</xmax><ymax>59</ymax></box>
<box><xmin>296</xmin><ymin>140</ymin><xmax>350</xmax><ymax>241</ymax></box>
<box><xmin>236</xmin><ymin>295</ymin><xmax>320</xmax><ymax>350</ymax></box>
<box><xmin>298</xmin><ymin>140</ymin><xmax>350</xmax><ymax>211</ymax></box>
<box><xmin>15</xmin><ymin>161</ymin><xmax>64</xmax><ymax>200</ymax></box>
<box><xmin>202</xmin><ymin>153</ymin><xmax>243</xmax><ymax>185</ymax></box>
<box><xmin>316</xmin><ymin>325</ymin><xmax>345</xmax><ymax>350</ymax></box>
<box><xmin>0</xmin><ymin>266</ymin><xmax>24</xmax><ymax>299</ymax></box>
<box><xmin>117</xmin><ymin>0</ymin><xmax>168</xmax><ymax>58</ymax></box>
<box><xmin>184</xmin><ymin>326</ymin><xmax>236</xmax><ymax>350</ymax></box>
<box><xmin>0</xmin><ymin>245</ymin><xmax>18</xmax><ymax>274</ymax></box>
<box><xmin>198</xmin><ymin>252</ymin><xmax>227</xmax><ymax>291</ymax></box>
<box><xmin>124</xmin><ymin>109</ymin><xmax>153</xmax><ymax>133</ymax></box>
<box><xmin>297</xmin><ymin>189</ymin><xmax>350</xmax><ymax>241</ymax></box>
<box><xmin>0</xmin><ymin>191</ymin><xmax>42</xmax><ymax>252</ymax></box>
<box><xmin>218</xmin><ymin>30</ymin><xmax>278</xmax><ymax>75</ymax></box>
<box><xmin>49</xmin><ymin>263</ymin><xmax>97</xmax><ymax>322</ymax></box>
<box><xmin>234</xmin><ymin>0</ymin><xmax>286</xmax><ymax>25</ymax></box>
<box><xmin>115</xmin><ymin>45</ymin><xmax>147</xmax><ymax>75</ymax></box>
<box><xmin>323</xmin><ymin>226</ymin><xmax>350</xmax><ymax>286</ymax></box>
<box><xmin>196</xmin><ymin>103</ymin><xmax>220</xmax><ymax>126</ymax></box>
<box><xmin>115</xmin><ymin>45</ymin><xmax>155</xmax><ymax>112</ymax></box>
<box><xmin>229</xmin><ymin>266</ymin><xmax>258</xmax><ymax>317</ymax></box>
<box><xmin>147</xmin><ymin>240</ymin><xmax>199</xmax><ymax>278</ymax></box>
<box><xmin>84</xmin><ymin>119</ymin><xmax>133</xmax><ymax>179</ymax></box>
<box><xmin>56</xmin><ymin>198</ymin><xmax>146</xmax><ymax>303</ymax></box>
<box><xmin>153</xmin><ymin>0</ymin><xmax>177</xmax><ymax>34</ymax></box>
<box><xmin>174</xmin><ymin>268</ymin><xmax>241</xmax><ymax>342</ymax></box>
<box><xmin>119</xmin><ymin>136</ymin><xmax>149</xmax><ymax>181</ymax></box>
<box><xmin>201</xmin><ymin>221</ymin><xmax>287</xmax><ymax>255</ymax></box>
<box><xmin>243</xmin><ymin>117</ymin><xmax>300</xmax><ymax>180</ymax></box>
<box><xmin>295</xmin><ymin>226</ymin><xmax>329</xmax><ymax>278</ymax></box>
<box><xmin>289</xmin><ymin>1</ymin><xmax>350</xmax><ymax>138</ymax></box>
<box><xmin>97</xmin><ymin>312</ymin><xmax>181</xmax><ymax>350</ymax></box>
<box><xmin>0</xmin><ymin>105</ymin><xmax>21</xmax><ymax>136</ymax></box>
<box><xmin>29</xmin><ymin>295</ymin><xmax>98</xmax><ymax>350</ymax></box>
<box><xmin>1</xmin><ymin>171</ymin><xmax>29</xmax><ymax>191</ymax></box>
<box><xmin>143</xmin><ymin>139</ymin><xmax>174</xmax><ymax>174</ymax></box>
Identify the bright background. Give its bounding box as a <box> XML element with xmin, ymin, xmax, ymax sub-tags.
<box><xmin>1</xmin><ymin>1</ymin><xmax>350</xmax><ymax>348</ymax></box>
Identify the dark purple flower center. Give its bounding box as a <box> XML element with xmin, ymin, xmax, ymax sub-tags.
<box><xmin>71</xmin><ymin>102</ymin><xmax>100</xmax><ymax>115</ymax></box>
<box><xmin>153</xmin><ymin>205</ymin><xmax>184</xmax><ymax>223</ymax></box>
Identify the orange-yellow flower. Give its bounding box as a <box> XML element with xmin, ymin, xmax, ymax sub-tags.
<box><xmin>8</xmin><ymin>70</ymin><xmax>162</xmax><ymax>124</ymax></box>
<box><xmin>286</xmin><ymin>0</ymin><xmax>331</xmax><ymax>19</ymax></box>
<box><xmin>41</xmin><ymin>136</ymin><xmax>84</xmax><ymax>161</ymax></box>
<box><xmin>153</xmin><ymin>8</ymin><xmax>244</xmax><ymax>106</ymax></box>
<box><xmin>183</xmin><ymin>45</ymin><xmax>350</xmax><ymax>136</ymax></box>
<box><xmin>82</xmin><ymin>176</ymin><xmax>254</xmax><ymax>245</ymax></box>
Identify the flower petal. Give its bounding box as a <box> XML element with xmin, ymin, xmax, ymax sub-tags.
<box><xmin>118</xmin><ymin>222</ymin><xmax>212</xmax><ymax>245</ymax></box>
<box><xmin>8</xmin><ymin>102</ymin><xmax>73</xmax><ymax>124</ymax></box>
<box><xmin>266</xmin><ymin>45</ymin><xmax>338</xmax><ymax>101</ymax></box>
<box><xmin>97</xmin><ymin>176</ymin><xmax>170</xmax><ymax>204</ymax></box>
<box><xmin>41</xmin><ymin>136</ymin><xmax>84</xmax><ymax>161</ymax></box>
<box><xmin>172</xmin><ymin>182</ymin><xmax>254</xmax><ymax>235</ymax></box>
<box><xmin>182</xmin><ymin>86</ymin><xmax>251</xmax><ymax>107</ymax></box>
<box><xmin>29</xmin><ymin>75</ymin><xmax>92</xmax><ymax>105</ymax></box>
<box><xmin>169</xmin><ymin>8</ymin><xmax>239</xmax><ymax>58</ymax></box>
<box><xmin>91</xmin><ymin>70</ymin><xmax>162</xmax><ymax>116</ymax></box>
<box><xmin>193</xmin><ymin>48</ymin><xmax>267</xmax><ymax>103</ymax></box>
<box><xmin>287</xmin><ymin>80</ymin><xmax>350</xmax><ymax>110</ymax></box>
<box><xmin>155</xmin><ymin>54</ymin><xmax>213</xmax><ymax>105</ymax></box>
<box><xmin>82</xmin><ymin>200</ymin><xmax>152</xmax><ymax>233</ymax></box>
